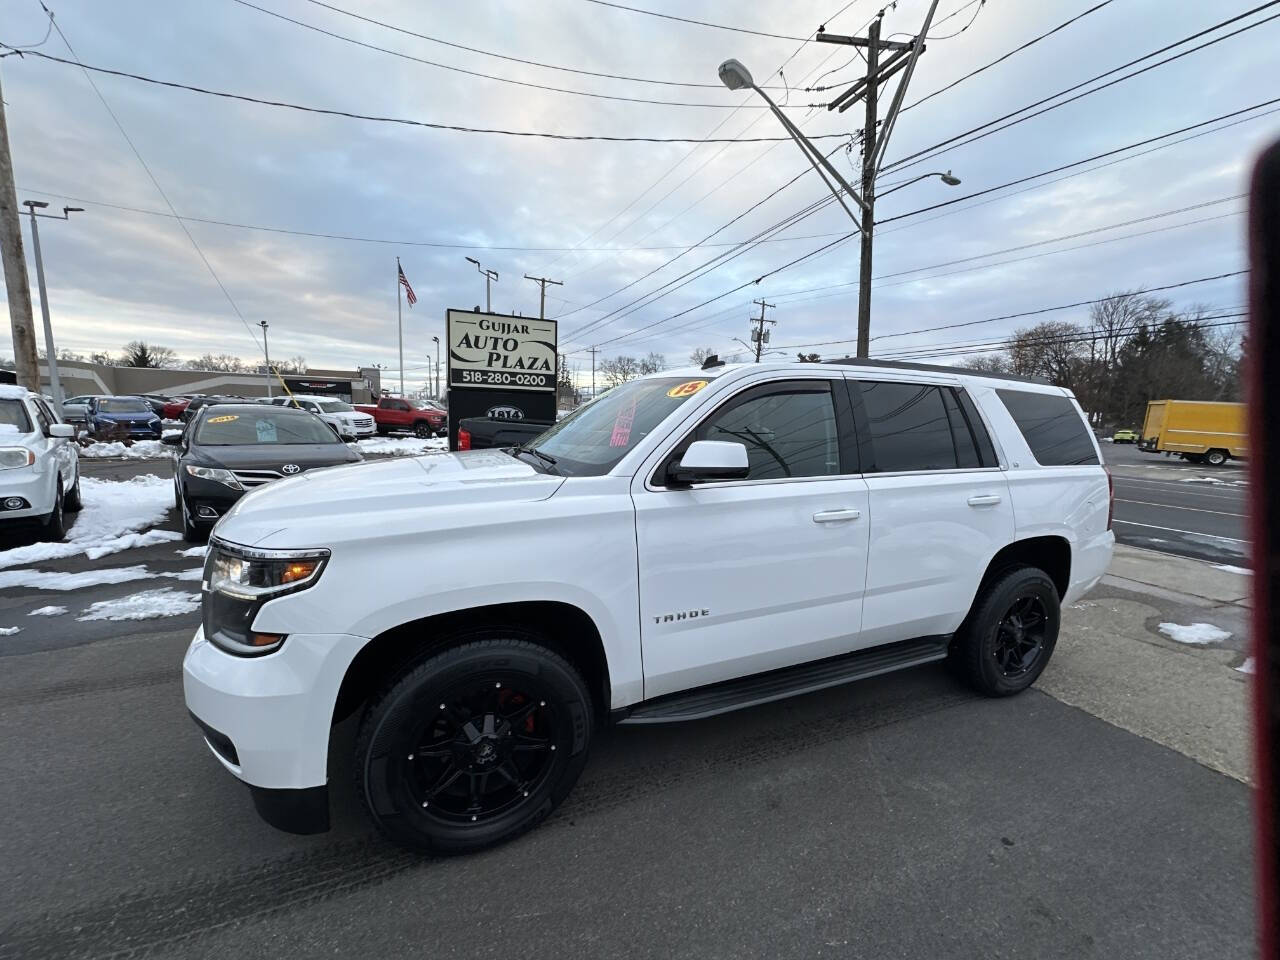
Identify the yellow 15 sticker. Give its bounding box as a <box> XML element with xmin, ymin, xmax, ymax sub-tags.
<box><xmin>667</xmin><ymin>380</ymin><xmax>708</xmax><ymax>399</ymax></box>
<box><xmin>208</xmin><ymin>415</ymin><xmax>239</xmax><ymax>424</ymax></box>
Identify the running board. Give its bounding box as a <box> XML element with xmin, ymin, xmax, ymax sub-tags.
<box><xmin>619</xmin><ymin>636</ymin><xmax>951</xmax><ymax>725</ymax></box>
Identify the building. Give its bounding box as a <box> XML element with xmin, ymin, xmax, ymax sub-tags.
<box><xmin>38</xmin><ymin>359</ymin><xmax>383</xmax><ymax>403</ymax></box>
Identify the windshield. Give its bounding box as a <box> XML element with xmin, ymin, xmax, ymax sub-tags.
<box><xmin>99</xmin><ymin>398</ymin><xmax>151</xmax><ymax>414</ymax></box>
<box><xmin>195</xmin><ymin>410</ymin><xmax>341</xmax><ymax>445</ymax></box>
<box><xmin>528</xmin><ymin>376</ymin><xmax>714</xmax><ymax>476</ymax></box>
<box><xmin>0</xmin><ymin>399</ymin><xmax>32</xmax><ymax>434</ymax></box>
<box><xmin>319</xmin><ymin>401</ymin><xmax>353</xmax><ymax>413</ymax></box>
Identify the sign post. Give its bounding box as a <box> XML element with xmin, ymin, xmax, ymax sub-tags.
<box><xmin>445</xmin><ymin>309</ymin><xmax>558</xmax><ymax>449</ymax></box>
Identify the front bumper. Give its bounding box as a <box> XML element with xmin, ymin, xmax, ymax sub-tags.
<box><xmin>182</xmin><ymin>625</ymin><xmax>367</xmax><ymax>832</ymax></box>
<box><xmin>0</xmin><ymin>467</ymin><xmax>55</xmax><ymax>520</ymax></box>
<box><xmin>182</xmin><ymin>476</ymin><xmax>245</xmax><ymax>527</ymax></box>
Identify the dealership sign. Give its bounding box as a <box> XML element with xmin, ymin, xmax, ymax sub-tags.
<box><xmin>446</xmin><ymin>309</ymin><xmax>557</xmax><ymax>393</ymax></box>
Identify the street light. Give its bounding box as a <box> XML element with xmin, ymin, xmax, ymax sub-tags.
<box><xmin>431</xmin><ymin>335</ymin><xmax>441</xmax><ymax>399</ymax></box>
<box><xmin>878</xmin><ymin>170</ymin><xmax>961</xmax><ymax>196</ymax></box>
<box><xmin>464</xmin><ymin>256</ymin><xmax>499</xmax><ymax>313</ymax></box>
<box><xmin>259</xmin><ymin>319</ymin><xmax>273</xmax><ymax>398</ymax></box>
<box><xmin>22</xmin><ymin>199</ymin><xmax>83</xmax><ymax>406</ymax></box>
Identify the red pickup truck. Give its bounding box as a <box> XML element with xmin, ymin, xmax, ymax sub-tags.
<box><xmin>352</xmin><ymin>397</ymin><xmax>447</xmax><ymax>438</ymax></box>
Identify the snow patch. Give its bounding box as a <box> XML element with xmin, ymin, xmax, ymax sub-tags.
<box><xmin>0</xmin><ymin>626</ymin><xmax>20</xmax><ymax>635</ymax></box>
<box><xmin>1158</xmin><ymin>622</ymin><xmax>1232</xmax><ymax>645</ymax></box>
<box><xmin>0</xmin><ymin>423</ymin><xmax>21</xmax><ymax>434</ymax></box>
<box><xmin>1236</xmin><ymin>657</ymin><xmax>1256</xmax><ymax>675</ymax></box>
<box><xmin>176</xmin><ymin>545</ymin><xmax>207</xmax><ymax>558</ymax></box>
<box><xmin>78</xmin><ymin>440</ymin><xmax>171</xmax><ymax>460</ymax></box>
<box><xmin>0</xmin><ymin>385</ymin><xmax>31</xmax><ymax>400</ymax></box>
<box><xmin>0</xmin><ymin>474</ymin><xmax>174</xmax><ymax>570</ymax></box>
<box><xmin>76</xmin><ymin>588</ymin><xmax>200</xmax><ymax>622</ymax></box>
<box><xmin>0</xmin><ymin>565</ymin><xmax>156</xmax><ymax>591</ymax></box>
<box><xmin>28</xmin><ymin>605</ymin><xmax>68</xmax><ymax>617</ymax></box>
<box><xmin>1213</xmin><ymin>564</ymin><xmax>1251</xmax><ymax>575</ymax></box>
<box><xmin>349</xmin><ymin>436</ymin><xmax>447</xmax><ymax>457</ymax></box>
<box><xmin>1180</xmin><ymin>476</ymin><xmax>1247</xmax><ymax>486</ymax></box>
<box><xmin>172</xmin><ymin>567</ymin><xmax>204</xmax><ymax>581</ymax></box>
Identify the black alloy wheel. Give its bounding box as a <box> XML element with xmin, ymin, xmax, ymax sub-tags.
<box><xmin>992</xmin><ymin>595</ymin><xmax>1048</xmax><ymax>679</ymax></box>
<box><xmin>414</xmin><ymin>421</ymin><xmax>433</xmax><ymax>439</ymax></box>
<box><xmin>954</xmin><ymin>565</ymin><xmax>1060</xmax><ymax>697</ymax></box>
<box><xmin>356</xmin><ymin>637</ymin><xmax>592</xmax><ymax>853</ymax></box>
<box><xmin>42</xmin><ymin>480</ymin><xmax>66</xmax><ymax>541</ymax></box>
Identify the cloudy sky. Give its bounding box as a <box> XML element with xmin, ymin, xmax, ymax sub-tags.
<box><xmin>1</xmin><ymin>0</ymin><xmax>1276</xmax><ymax>390</ymax></box>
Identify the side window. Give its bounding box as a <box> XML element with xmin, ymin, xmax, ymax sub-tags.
<box><xmin>956</xmin><ymin>389</ymin><xmax>998</xmax><ymax>466</ymax></box>
<box><xmin>31</xmin><ymin>401</ymin><xmax>51</xmax><ymax>436</ymax></box>
<box><xmin>996</xmin><ymin>389</ymin><xmax>1099</xmax><ymax>466</ymax></box>
<box><xmin>697</xmin><ymin>383</ymin><xmax>841</xmax><ymax>481</ymax></box>
<box><xmin>858</xmin><ymin>381</ymin><xmax>957</xmax><ymax>472</ymax></box>
<box><xmin>942</xmin><ymin>389</ymin><xmax>980</xmax><ymax>468</ymax></box>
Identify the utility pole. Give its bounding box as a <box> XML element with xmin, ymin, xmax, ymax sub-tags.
<box><xmin>524</xmin><ymin>274</ymin><xmax>563</xmax><ymax>320</ymax></box>
<box><xmin>22</xmin><ymin>200</ymin><xmax>82</xmax><ymax>406</ymax></box>
<box><xmin>432</xmin><ymin>334</ymin><xmax>441</xmax><ymax>399</ymax></box>
<box><xmin>816</xmin><ymin>1</ymin><xmax>940</xmax><ymax>357</ymax></box>
<box><xmin>0</xmin><ymin>71</ymin><xmax>40</xmax><ymax>392</ymax></box>
<box><xmin>588</xmin><ymin>346</ymin><xmax>599</xmax><ymax>398</ymax></box>
<box><xmin>259</xmin><ymin>319</ymin><xmax>273</xmax><ymax>398</ymax></box>
<box><xmin>749</xmin><ymin>299</ymin><xmax>776</xmax><ymax>363</ymax></box>
<box><xmin>465</xmin><ymin>257</ymin><xmax>498</xmax><ymax>313</ymax></box>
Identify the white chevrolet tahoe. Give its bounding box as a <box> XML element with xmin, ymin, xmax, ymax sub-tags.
<box><xmin>184</xmin><ymin>359</ymin><xmax>1114</xmax><ymax>852</ymax></box>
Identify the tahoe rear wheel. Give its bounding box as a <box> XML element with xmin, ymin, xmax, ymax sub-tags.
<box><xmin>955</xmin><ymin>566</ymin><xmax>1060</xmax><ymax>697</ymax></box>
<box><xmin>355</xmin><ymin>636</ymin><xmax>592</xmax><ymax>854</ymax></box>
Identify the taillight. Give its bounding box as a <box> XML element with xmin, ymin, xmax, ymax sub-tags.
<box><xmin>457</xmin><ymin>428</ymin><xmax>471</xmax><ymax>451</ymax></box>
<box><xmin>1105</xmin><ymin>466</ymin><xmax>1114</xmax><ymax>531</ymax></box>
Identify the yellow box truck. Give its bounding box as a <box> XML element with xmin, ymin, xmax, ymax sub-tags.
<box><xmin>1140</xmin><ymin>400</ymin><xmax>1246</xmax><ymax>465</ymax></box>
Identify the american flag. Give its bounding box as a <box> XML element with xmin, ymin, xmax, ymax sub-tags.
<box><xmin>398</xmin><ymin>264</ymin><xmax>417</xmax><ymax>306</ymax></box>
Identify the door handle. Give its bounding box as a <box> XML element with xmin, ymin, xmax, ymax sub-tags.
<box><xmin>967</xmin><ymin>494</ymin><xmax>1002</xmax><ymax>507</ymax></box>
<box><xmin>812</xmin><ymin>508</ymin><xmax>862</xmax><ymax>523</ymax></box>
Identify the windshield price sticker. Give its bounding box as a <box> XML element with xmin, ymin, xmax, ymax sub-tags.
<box><xmin>208</xmin><ymin>415</ymin><xmax>238</xmax><ymax>424</ymax></box>
<box><xmin>667</xmin><ymin>380</ymin><xmax>708</xmax><ymax>399</ymax></box>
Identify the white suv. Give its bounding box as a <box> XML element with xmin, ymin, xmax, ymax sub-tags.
<box><xmin>0</xmin><ymin>385</ymin><xmax>81</xmax><ymax>538</ymax></box>
<box><xmin>272</xmin><ymin>395</ymin><xmax>375</xmax><ymax>440</ymax></box>
<box><xmin>183</xmin><ymin>360</ymin><xmax>1114</xmax><ymax>851</ymax></box>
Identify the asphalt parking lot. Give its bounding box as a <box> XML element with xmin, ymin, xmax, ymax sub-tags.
<box><xmin>0</xmin><ymin>447</ymin><xmax>1257</xmax><ymax>959</ymax></box>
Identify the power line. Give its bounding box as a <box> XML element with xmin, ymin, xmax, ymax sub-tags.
<box><xmin>31</xmin><ymin>4</ymin><xmax>263</xmax><ymax>354</ymax></box>
<box><xmin>225</xmin><ymin>0</ymin><xmax>816</xmax><ymax>110</ymax></box>
<box><xmin>770</xmin><ymin>271</ymin><xmax>1250</xmax><ymax>350</ymax></box>
<box><xmin>297</xmin><ymin>0</ymin><xmax>784</xmax><ymax>90</ymax></box>
<box><xmin>581</xmin><ymin>0</ymin><xmax>812</xmax><ymax>42</ymax></box>
<box><xmin>884</xmin><ymin>1</ymin><xmax>1280</xmax><ymax>174</ymax></box>
<box><xmin>4</xmin><ymin>50</ymin><xmax>856</xmax><ymax>144</ymax></box>
<box><xmin>900</xmin><ymin>0</ymin><xmax>1118</xmax><ymax>112</ymax></box>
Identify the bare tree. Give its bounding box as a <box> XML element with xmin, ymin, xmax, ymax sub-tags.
<box><xmin>688</xmin><ymin>347</ymin><xmax>715</xmax><ymax>366</ymax></box>
<box><xmin>961</xmin><ymin>353</ymin><xmax>1014</xmax><ymax>374</ymax></box>
<box><xmin>796</xmin><ymin>352</ymin><xmax>822</xmax><ymax>363</ymax></box>
<box><xmin>599</xmin><ymin>355</ymin><xmax>642</xmax><ymax>387</ymax></box>
<box><xmin>274</xmin><ymin>355</ymin><xmax>309</xmax><ymax>374</ymax></box>
<box><xmin>1008</xmin><ymin>321</ymin><xmax>1085</xmax><ymax>385</ymax></box>
<box><xmin>187</xmin><ymin>353</ymin><xmax>246</xmax><ymax>372</ymax></box>
<box><xmin>120</xmin><ymin>341</ymin><xmax>177</xmax><ymax>368</ymax></box>
<box><xmin>638</xmin><ymin>352</ymin><xmax>666</xmax><ymax>376</ymax></box>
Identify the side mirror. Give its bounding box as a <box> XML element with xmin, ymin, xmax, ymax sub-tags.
<box><xmin>161</xmin><ymin>433</ymin><xmax>183</xmax><ymax>446</ymax></box>
<box><xmin>667</xmin><ymin>440</ymin><xmax>750</xmax><ymax>486</ymax></box>
<box><xmin>48</xmin><ymin>423</ymin><xmax>74</xmax><ymax>439</ymax></box>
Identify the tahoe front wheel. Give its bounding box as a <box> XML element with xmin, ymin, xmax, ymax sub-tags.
<box><xmin>355</xmin><ymin>636</ymin><xmax>592</xmax><ymax>854</ymax></box>
<box><xmin>954</xmin><ymin>566</ymin><xmax>1060</xmax><ymax>697</ymax></box>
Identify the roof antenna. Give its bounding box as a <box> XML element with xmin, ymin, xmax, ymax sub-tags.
<box><xmin>701</xmin><ymin>353</ymin><xmax>725</xmax><ymax>371</ymax></box>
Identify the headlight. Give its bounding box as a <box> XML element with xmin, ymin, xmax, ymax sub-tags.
<box><xmin>203</xmin><ymin>540</ymin><xmax>330</xmax><ymax>656</ymax></box>
<box><xmin>186</xmin><ymin>464</ymin><xmax>243</xmax><ymax>490</ymax></box>
<box><xmin>0</xmin><ymin>448</ymin><xmax>35</xmax><ymax>469</ymax></box>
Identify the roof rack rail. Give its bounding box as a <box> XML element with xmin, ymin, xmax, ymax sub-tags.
<box><xmin>820</xmin><ymin>356</ymin><xmax>1051</xmax><ymax>386</ymax></box>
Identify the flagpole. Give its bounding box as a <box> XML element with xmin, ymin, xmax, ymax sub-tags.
<box><xmin>396</xmin><ymin>256</ymin><xmax>405</xmax><ymax>397</ymax></box>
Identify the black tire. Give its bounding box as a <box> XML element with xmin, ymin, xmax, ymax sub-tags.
<box><xmin>41</xmin><ymin>480</ymin><xmax>66</xmax><ymax>541</ymax></box>
<box><xmin>355</xmin><ymin>636</ymin><xmax>593</xmax><ymax>854</ymax></box>
<box><xmin>413</xmin><ymin>421</ymin><xmax>432</xmax><ymax>439</ymax></box>
<box><xmin>377</xmin><ymin>425</ymin><xmax>390</xmax><ymax>436</ymax></box>
<box><xmin>64</xmin><ymin>470</ymin><xmax>83</xmax><ymax>512</ymax></box>
<box><xmin>954</xmin><ymin>566</ymin><xmax>1060</xmax><ymax>697</ymax></box>
<box><xmin>1205</xmin><ymin>448</ymin><xmax>1228</xmax><ymax>467</ymax></box>
<box><xmin>178</xmin><ymin>488</ymin><xmax>204</xmax><ymax>542</ymax></box>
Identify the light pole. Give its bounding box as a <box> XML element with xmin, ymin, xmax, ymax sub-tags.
<box><xmin>22</xmin><ymin>200</ymin><xmax>82</xmax><ymax>406</ymax></box>
<box><xmin>718</xmin><ymin>2</ymin><xmax>944</xmax><ymax>357</ymax></box>
<box><xmin>259</xmin><ymin>319</ymin><xmax>273</xmax><ymax>398</ymax></box>
<box><xmin>465</xmin><ymin>257</ymin><xmax>499</xmax><ymax>313</ymax></box>
<box><xmin>878</xmin><ymin>170</ymin><xmax>961</xmax><ymax>196</ymax></box>
<box><xmin>432</xmin><ymin>335</ymin><xmax>441</xmax><ymax>399</ymax></box>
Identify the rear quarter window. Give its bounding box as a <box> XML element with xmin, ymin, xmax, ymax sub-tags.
<box><xmin>996</xmin><ymin>389</ymin><xmax>1099</xmax><ymax>466</ymax></box>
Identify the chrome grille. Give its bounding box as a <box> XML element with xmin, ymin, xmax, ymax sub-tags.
<box><xmin>353</xmin><ymin>416</ymin><xmax>374</xmax><ymax>428</ymax></box>
<box><xmin>231</xmin><ymin>469</ymin><xmax>284</xmax><ymax>487</ymax></box>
